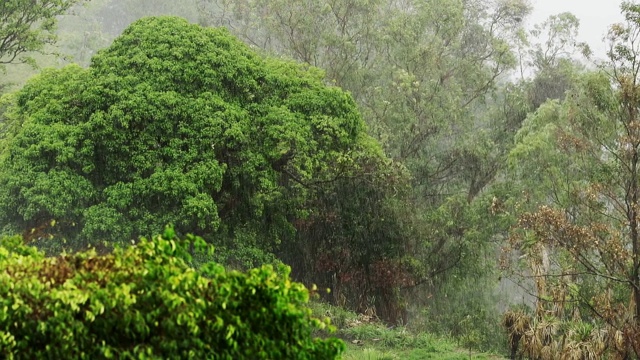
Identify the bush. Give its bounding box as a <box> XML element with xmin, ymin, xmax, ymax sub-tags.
<box><xmin>0</xmin><ymin>229</ymin><xmax>345</xmax><ymax>359</ymax></box>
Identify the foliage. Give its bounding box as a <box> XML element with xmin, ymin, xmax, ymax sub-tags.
<box><xmin>527</xmin><ymin>12</ymin><xmax>586</xmax><ymax>71</ymax></box>
<box><xmin>0</xmin><ymin>14</ymin><xmax>413</xmax><ymax>326</ymax></box>
<box><xmin>307</xmin><ymin>299</ymin><xmax>360</xmax><ymax>331</ymax></box>
<box><xmin>414</xmin><ymin>275</ymin><xmax>507</xmax><ymax>354</ymax></box>
<box><xmin>283</xmin><ymin>161</ymin><xmax>413</xmax><ymax>322</ymax></box>
<box><xmin>202</xmin><ymin>0</ymin><xmax>530</xmax><ymax>194</ymax></box>
<box><xmin>198</xmin><ymin>0</ymin><xmax>536</xmax><ymax>332</ymax></box>
<box><xmin>0</xmin><ymin>228</ymin><xmax>345</xmax><ymax>359</ymax></box>
<box><xmin>502</xmin><ymin>309</ymin><xmax>618</xmax><ymax>360</ymax></box>
<box><xmin>501</xmin><ymin>3</ymin><xmax>640</xmax><ymax>358</ymax></box>
<box><xmin>0</xmin><ymin>0</ymin><xmax>203</xmax><ymax>92</ymax></box>
<box><xmin>308</xmin><ymin>300</ymin><xmax>505</xmax><ymax>359</ymax></box>
<box><xmin>0</xmin><ymin>0</ymin><xmax>82</xmax><ymax>67</ymax></box>
<box><xmin>7</xmin><ymin>0</ymin><xmax>635</xmax><ymax>355</ymax></box>
<box><xmin>0</xmin><ymin>16</ymin><xmax>382</xmax><ymax>255</ymax></box>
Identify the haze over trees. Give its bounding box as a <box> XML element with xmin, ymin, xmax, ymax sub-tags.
<box><xmin>0</xmin><ymin>0</ymin><xmax>83</xmax><ymax>67</ymax></box>
<box><xmin>1</xmin><ymin>0</ymin><xmax>640</xmax><ymax>358</ymax></box>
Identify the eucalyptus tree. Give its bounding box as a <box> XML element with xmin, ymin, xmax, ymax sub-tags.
<box><xmin>199</xmin><ymin>0</ymin><xmax>530</xmax><ymax>273</ymax></box>
<box><xmin>191</xmin><ymin>1</ymin><xmax>538</xmax><ymax>338</ymax></box>
<box><xmin>525</xmin><ymin>12</ymin><xmax>586</xmax><ymax>110</ymax></box>
<box><xmin>503</xmin><ymin>3</ymin><xmax>640</xmax><ymax>357</ymax></box>
<box><xmin>0</xmin><ymin>0</ymin><xmax>82</xmax><ymax>67</ymax></box>
<box><xmin>201</xmin><ymin>0</ymin><xmax>529</xmax><ymax>172</ymax></box>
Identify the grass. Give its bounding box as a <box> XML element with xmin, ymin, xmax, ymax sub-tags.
<box><xmin>340</xmin><ymin>327</ymin><xmax>505</xmax><ymax>360</ymax></box>
<box><xmin>308</xmin><ymin>300</ymin><xmax>507</xmax><ymax>360</ymax></box>
<box><xmin>343</xmin><ymin>342</ymin><xmax>505</xmax><ymax>360</ymax></box>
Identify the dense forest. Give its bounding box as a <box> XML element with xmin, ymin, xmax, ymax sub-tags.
<box><xmin>1</xmin><ymin>0</ymin><xmax>640</xmax><ymax>358</ymax></box>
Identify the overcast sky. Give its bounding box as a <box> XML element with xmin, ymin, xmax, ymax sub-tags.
<box><xmin>527</xmin><ymin>0</ymin><xmax>625</xmax><ymax>60</ymax></box>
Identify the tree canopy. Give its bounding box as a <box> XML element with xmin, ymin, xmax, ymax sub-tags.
<box><xmin>0</xmin><ymin>16</ymin><xmax>384</xmax><ymax>254</ymax></box>
<box><xmin>501</xmin><ymin>3</ymin><xmax>640</xmax><ymax>357</ymax></box>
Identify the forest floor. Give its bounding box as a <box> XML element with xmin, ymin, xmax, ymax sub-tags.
<box><xmin>343</xmin><ymin>342</ymin><xmax>506</xmax><ymax>360</ymax></box>
<box><xmin>309</xmin><ymin>301</ymin><xmax>507</xmax><ymax>360</ymax></box>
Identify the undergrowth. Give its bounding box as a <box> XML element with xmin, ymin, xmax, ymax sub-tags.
<box><xmin>308</xmin><ymin>300</ymin><xmax>507</xmax><ymax>360</ymax></box>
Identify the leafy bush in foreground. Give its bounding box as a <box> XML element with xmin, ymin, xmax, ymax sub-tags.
<box><xmin>0</xmin><ymin>229</ymin><xmax>344</xmax><ymax>359</ymax></box>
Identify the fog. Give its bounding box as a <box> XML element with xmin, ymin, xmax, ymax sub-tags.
<box><xmin>529</xmin><ymin>0</ymin><xmax>625</xmax><ymax>60</ymax></box>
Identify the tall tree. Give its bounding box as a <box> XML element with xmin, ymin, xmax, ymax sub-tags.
<box><xmin>199</xmin><ymin>0</ymin><xmax>529</xmax><ymax>181</ymax></box>
<box><xmin>503</xmin><ymin>3</ymin><xmax>640</xmax><ymax>357</ymax></box>
<box><xmin>194</xmin><ymin>1</ymin><xmax>540</xmax><ymax>334</ymax></box>
<box><xmin>525</xmin><ymin>12</ymin><xmax>585</xmax><ymax>110</ymax></box>
<box><xmin>199</xmin><ymin>0</ymin><xmax>531</xmax><ymax>280</ymax></box>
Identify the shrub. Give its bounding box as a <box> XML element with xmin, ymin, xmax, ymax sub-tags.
<box><xmin>0</xmin><ymin>229</ymin><xmax>345</xmax><ymax>359</ymax></box>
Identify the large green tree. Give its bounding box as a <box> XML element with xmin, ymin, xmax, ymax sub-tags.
<box><xmin>0</xmin><ymin>16</ymin><xmax>385</xmax><ymax>259</ymax></box>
